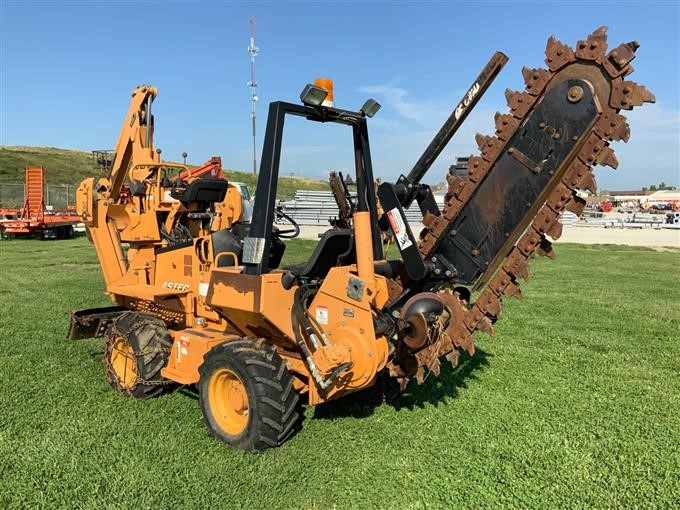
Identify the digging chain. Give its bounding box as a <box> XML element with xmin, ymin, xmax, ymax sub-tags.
<box><xmin>390</xmin><ymin>27</ymin><xmax>654</xmax><ymax>388</ymax></box>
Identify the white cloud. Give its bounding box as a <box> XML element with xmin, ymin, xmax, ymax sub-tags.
<box><xmin>358</xmin><ymin>81</ymin><xmax>445</xmax><ymax>126</ymax></box>
<box><xmin>624</xmin><ymin>101</ymin><xmax>679</xmax><ymax>131</ymax></box>
<box><xmin>358</xmin><ymin>82</ymin><xmax>419</xmax><ymax>123</ymax></box>
<box><xmin>597</xmin><ymin>102</ymin><xmax>680</xmax><ymax>189</ymax></box>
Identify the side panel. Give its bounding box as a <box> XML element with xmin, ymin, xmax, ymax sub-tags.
<box><xmin>162</xmin><ymin>329</ymin><xmax>239</xmax><ymax>384</ymax></box>
<box><xmin>206</xmin><ymin>272</ymin><xmax>297</xmax><ymax>343</ymax></box>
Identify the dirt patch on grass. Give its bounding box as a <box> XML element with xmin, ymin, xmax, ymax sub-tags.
<box><xmin>649</xmin><ymin>246</ymin><xmax>680</xmax><ymax>252</ymax></box>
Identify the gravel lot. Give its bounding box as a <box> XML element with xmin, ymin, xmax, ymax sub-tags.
<box><xmin>294</xmin><ymin>223</ymin><xmax>680</xmax><ymax>248</ymax></box>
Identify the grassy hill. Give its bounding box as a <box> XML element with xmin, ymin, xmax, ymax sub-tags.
<box><xmin>0</xmin><ymin>146</ymin><xmax>330</xmax><ymax>199</ymax></box>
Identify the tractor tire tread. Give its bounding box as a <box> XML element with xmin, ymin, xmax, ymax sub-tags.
<box><xmin>198</xmin><ymin>338</ymin><xmax>303</xmax><ymax>452</ymax></box>
<box><xmin>104</xmin><ymin>311</ymin><xmax>174</xmax><ymax>400</ymax></box>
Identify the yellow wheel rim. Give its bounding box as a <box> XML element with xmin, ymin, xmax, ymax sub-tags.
<box><xmin>111</xmin><ymin>337</ymin><xmax>137</xmax><ymax>388</ymax></box>
<box><xmin>208</xmin><ymin>368</ymin><xmax>249</xmax><ymax>435</ymax></box>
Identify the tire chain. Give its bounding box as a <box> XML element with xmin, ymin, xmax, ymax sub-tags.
<box><xmin>105</xmin><ymin>319</ymin><xmax>174</xmax><ymax>391</ymax></box>
<box><xmin>390</xmin><ymin>27</ymin><xmax>655</xmax><ymax>389</ymax></box>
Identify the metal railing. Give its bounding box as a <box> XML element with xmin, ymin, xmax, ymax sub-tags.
<box><xmin>0</xmin><ymin>183</ymin><xmax>76</xmax><ymax>210</ymax></box>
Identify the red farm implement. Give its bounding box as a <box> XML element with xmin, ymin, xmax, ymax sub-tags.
<box><xmin>0</xmin><ymin>167</ymin><xmax>82</xmax><ymax>240</ymax></box>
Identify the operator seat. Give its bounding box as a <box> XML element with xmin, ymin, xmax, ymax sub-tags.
<box><xmin>172</xmin><ymin>178</ymin><xmax>228</xmax><ymax>205</ymax></box>
<box><xmin>281</xmin><ymin>228</ymin><xmax>356</xmax><ymax>289</ymax></box>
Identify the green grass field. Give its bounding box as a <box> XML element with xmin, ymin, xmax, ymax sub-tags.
<box><xmin>0</xmin><ymin>146</ymin><xmax>330</xmax><ymax>200</ymax></box>
<box><xmin>1</xmin><ymin>238</ymin><xmax>678</xmax><ymax>509</ymax></box>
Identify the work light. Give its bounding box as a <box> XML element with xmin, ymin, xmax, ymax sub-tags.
<box><xmin>299</xmin><ymin>84</ymin><xmax>328</xmax><ymax>107</ymax></box>
<box><xmin>361</xmin><ymin>99</ymin><xmax>381</xmax><ymax>118</ymax></box>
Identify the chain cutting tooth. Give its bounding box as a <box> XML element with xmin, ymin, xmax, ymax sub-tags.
<box><xmin>548</xmin><ymin>221</ymin><xmax>563</xmax><ymax>240</ymax></box>
<box><xmin>494</xmin><ymin>112</ymin><xmax>520</xmax><ymax>140</ymax></box>
<box><xmin>604</xmin><ymin>41</ymin><xmax>639</xmax><ymax>78</ymax></box>
<box><xmin>533</xmin><ymin>205</ymin><xmax>563</xmax><ymax>240</ymax></box>
<box><xmin>575</xmin><ymin>26</ymin><xmax>608</xmax><ymax>61</ymax></box>
<box><xmin>575</xmin><ymin>136</ymin><xmax>619</xmax><ymax>170</ymax></box>
<box><xmin>488</xmin><ymin>268</ymin><xmax>512</xmax><ymax>296</ymax></box>
<box><xmin>578</xmin><ymin>173</ymin><xmax>597</xmax><ymax>194</ymax></box>
<box><xmin>505</xmin><ymin>89</ymin><xmax>536</xmax><ymax>118</ymax></box>
<box><xmin>597</xmin><ymin>146</ymin><xmax>619</xmax><ymax>169</ymax></box>
<box><xmin>476</xmin><ymin>289</ymin><xmax>502</xmax><ymax>317</ymax></box>
<box><xmin>464</xmin><ymin>307</ymin><xmax>485</xmax><ymax>332</ymax></box>
<box><xmin>442</xmin><ymin>197</ymin><xmax>466</xmax><ymax>221</ymax></box>
<box><xmin>562</xmin><ymin>160</ymin><xmax>590</xmax><ymax>190</ymax></box>
<box><xmin>545</xmin><ymin>36</ymin><xmax>576</xmax><ymax>71</ymax></box>
<box><xmin>476</xmin><ymin>317</ymin><xmax>495</xmax><ymax>336</ymax></box>
<box><xmin>455</xmin><ymin>328</ymin><xmax>475</xmax><ymax>355</ymax></box>
<box><xmin>452</xmin><ymin>180</ymin><xmax>475</xmax><ymax>202</ymax></box>
<box><xmin>566</xmin><ymin>195</ymin><xmax>587</xmax><ymax>216</ymax></box>
<box><xmin>594</xmin><ymin>112</ymin><xmax>630</xmax><ymax>142</ymax></box>
<box><xmin>537</xmin><ymin>238</ymin><xmax>556</xmax><ymax>259</ymax></box>
<box><xmin>611</xmin><ymin>80</ymin><xmax>656</xmax><ymax>110</ymax></box>
<box><xmin>488</xmin><ymin>269</ymin><xmax>521</xmax><ymax>299</ymax></box>
<box><xmin>467</xmin><ymin>156</ymin><xmax>490</xmax><ymax>182</ymax></box>
<box><xmin>503</xmin><ymin>248</ymin><xmax>530</xmax><ymax>280</ymax></box>
<box><xmin>478</xmin><ymin>135</ymin><xmax>504</xmax><ymax>162</ymax></box>
<box><xmin>447</xmin><ymin>174</ymin><xmax>466</xmax><ymax>195</ymax></box>
<box><xmin>504</xmin><ymin>280</ymin><xmax>523</xmax><ymax>300</ymax></box>
<box><xmin>546</xmin><ymin>182</ymin><xmax>574</xmax><ymax>212</ymax></box>
<box><xmin>517</xmin><ymin>226</ymin><xmax>543</xmax><ymax>255</ymax></box>
<box><xmin>521</xmin><ymin>66</ymin><xmax>551</xmax><ymax>95</ymax></box>
<box><xmin>578</xmin><ymin>132</ymin><xmax>609</xmax><ymax>166</ymax></box>
<box><xmin>445</xmin><ymin>350</ymin><xmax>459</xmax><ymax>369</ymax></box>
<box><xmin>475</xmin><ymin>133</ymin><xmax>492</xmax><ymax>151</ymax></box>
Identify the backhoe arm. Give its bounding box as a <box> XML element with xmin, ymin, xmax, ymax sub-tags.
<box><xmin>76</xmin><ymin>85</ymin><xmax>162</xmax><ymax>292</ymax></box>
<box><xmin>108</xmin><ymin>85</ymin><xmax>160</xmax><ymax>201</ymax></box>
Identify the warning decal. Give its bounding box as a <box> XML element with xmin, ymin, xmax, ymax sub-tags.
<box><xmin>315</xmin><ymin>305</ymin><xmax>329</xmax><ymax>325</ymax></box>
<box><xmin>386</xmin><ymin>207</ymin><xmax>413</xmax><ymax>250</ymax></box>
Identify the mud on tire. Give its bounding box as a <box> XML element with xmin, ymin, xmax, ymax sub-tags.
<box><xmin>104</xmin><ymin>311</ymin><xmax>174</xmax><ymax>399</ymax></box>
<box><xmin>198</xmin><ymin>338</ymin><xmax>304</xmax><ymax>452</ymax></box>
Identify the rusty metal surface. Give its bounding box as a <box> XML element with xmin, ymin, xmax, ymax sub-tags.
<box><xmin>67</xmin><ymin>306</ymin><xmax>127</xmax><ymax>340</ymax></box>
<box><xmin>389</xmin><ymin>27</ymin><xmax>654</xmax><ymax>387</ymax></box>
<box><xmin>329</xmin><ymin>171</ymin><xmax>352</xmax><ymax>228</ymax></box>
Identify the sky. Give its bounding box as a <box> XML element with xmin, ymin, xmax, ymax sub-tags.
<box><xmin>1</xmin><ymin>0</ymin><xmax>678</xmax><ymax>190</ymax></box>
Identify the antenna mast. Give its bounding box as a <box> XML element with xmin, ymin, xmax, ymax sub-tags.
<box><xmin>247</xmin><ymin>17</ymin><xmax>259</xmax><ymax>175</ymax></box>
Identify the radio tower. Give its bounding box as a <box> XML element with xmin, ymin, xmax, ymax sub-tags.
<box><xmin>247</xmin><ymin>17</ymin><xmax>259</xmax><ymax>175</ymax></box>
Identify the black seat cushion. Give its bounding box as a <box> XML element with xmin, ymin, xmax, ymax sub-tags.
<box><xmin>173</xmin><ymin>178</ymin><xmax>228</xmax><ymax>204</ymax></box>
<box><xmin>286</xmin><ymin>229</ymin><xmax>355</xmax><ymax>280</ymax></box>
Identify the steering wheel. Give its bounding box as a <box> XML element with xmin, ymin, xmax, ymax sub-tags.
<box><xmin>275</xmin><ymin>208</ymin><xmax>300</xmax><ymax>239</ymax></box>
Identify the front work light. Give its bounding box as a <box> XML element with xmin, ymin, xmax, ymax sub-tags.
<box><xmin>361</xmin><ymin>99</ymin><xmax>381</xmax><ymax>118</ymax></box>
<box><xmin>300</xmin><ymin>84</ymin><xmax>328</xmax><ymax>107</ymax></box>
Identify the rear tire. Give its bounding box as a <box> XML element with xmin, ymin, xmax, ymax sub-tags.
<box><xmin>104</xmin><ymin>311</ymin><xmax>174</xmax><ymax>399</ymax></box>
<box><xmin>198</xmin><ymin>338</ymin><xmax>303</xmax><ymax>452</ymax></box>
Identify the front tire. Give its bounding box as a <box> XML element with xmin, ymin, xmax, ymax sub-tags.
<box><xmin>198</xmin><ymin>338</ymin><xmax>303</xmax><ymax>452</ymax></box>
<box><xmin>104</xmin><ymin>311</ymin><xmax>174</xmax><ymax>399</ymax></box>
